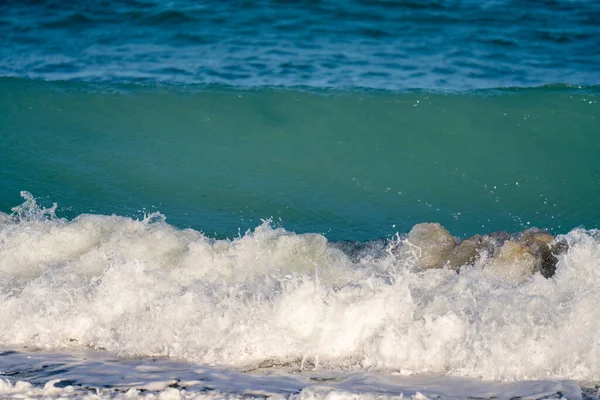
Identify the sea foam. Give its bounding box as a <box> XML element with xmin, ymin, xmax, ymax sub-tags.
<box><xmin>1</xmin><ymin>192</ymin><xmax>600</xmax><ymax>381</ymax></box>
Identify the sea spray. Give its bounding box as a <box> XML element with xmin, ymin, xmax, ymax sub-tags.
<box><xmin>2</xmin><ymin>193</ymin><xmax>600</xmax><ymax>381</ymax></box>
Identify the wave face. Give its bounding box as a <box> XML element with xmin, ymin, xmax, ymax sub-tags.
<box><xmin>1</xmin><ymin>193</ymin><xmax>600</xmax><ymax>381</ymax></box>
<box><xmin>1</xmin><ymin>78</ymin><xmax>599</xmax><ymax>241</ymax></box>
<box><xmin>1</xmin><ymin>0</ymin><xmax>599</xmax><ymax>89</ymax></box>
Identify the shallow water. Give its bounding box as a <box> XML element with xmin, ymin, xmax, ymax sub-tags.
<box><xmin>0</xmin><ymin>348</ymin><xmax>596</xmax><ymax>399</ymax></box>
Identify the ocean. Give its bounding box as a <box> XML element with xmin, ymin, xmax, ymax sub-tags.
<box><xmin>1</xmin><ymin>1</ymin><xmax>600</xmax><ymax>399</ymax></box>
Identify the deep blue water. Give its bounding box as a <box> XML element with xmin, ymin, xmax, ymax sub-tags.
<box><xmin>1</xmin><ymin>0</ymin><xmax>599</xmax><ymax>90</ymax></box>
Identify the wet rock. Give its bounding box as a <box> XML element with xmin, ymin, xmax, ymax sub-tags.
<box><xmin>446</xmin><ymin>232</ymin><xmax>510</xmax><ymax>270</ymax></box>
<box><xmin>446</xmin><ymin>236</ymin><xmax>485</xmax><ymax>269</ymax></box>
<box><xmin>483</xmin><ymin>241</ymin><xmax>539</xmax><ymax>284</ymax></box>
<box><xmin>448</xmin><ymin>228</ymin><xmax>571</xmax><ymax>281</ymax></box>
<box><xmin>447</xmin><ymin>229</ymin><xmax>569</xmax><ymax>280</ymax></box>
<box><xmin>406</xmin><ymin>223</ymin><xmax>457</xmax><ymax>269</ymax></box>
<box><xmin>548</xmin><ymin>248</ymin><xmax>568</xmax><ymax>276</ymax></box>
<box><xmin>393</xmin><ymin>223</ymin><xmax>568</xmax><ymax>280</ymax></box>
<box><xmin>486</xmin><ymin>231</ymin><xmax>511</xmax><ymax>245</ymax></box>
<box><xmin>517</xmin><ymin>229</ymin><xmax>554</xmax><ymax>247</ymax></box>
<box><xmin>516</xmin><ymin>229</ymin><xmax>563</xmax><ymax>278</ymax></box>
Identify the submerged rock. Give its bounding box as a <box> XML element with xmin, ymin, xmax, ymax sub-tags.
<box><xmin>405</xmin><ymin>223</ymin><xmax>457</xmax><ymax>269</ymax></box>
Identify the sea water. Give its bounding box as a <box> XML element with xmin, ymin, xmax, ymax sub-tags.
<box><xmin>1</xmin><ymin>1</ymin><xmax>600</xmax><ymax>399</ymax></box>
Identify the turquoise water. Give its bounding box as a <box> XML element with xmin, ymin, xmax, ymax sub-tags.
<box><xmin>3</xmin><ymin>0</ymin><xmax>599</xmax><ymax>240</ymax></box>
<box><xmin>2</xmin><ymin>78</ymin><xmax>598</xmax><ymax>240</ymax></box>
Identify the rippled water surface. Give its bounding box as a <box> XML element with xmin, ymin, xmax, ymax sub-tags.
<box><xmin>2</xmin><ymin>0</ymin><xmax>599</xmax><ymax>89</ymax></box>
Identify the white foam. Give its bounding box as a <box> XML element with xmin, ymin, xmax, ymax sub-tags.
<box><xmin>6</xmin><ymin>378</ymin><xmax>568</xmax><ymax>400</ymax></box>
<box><xmin>0</xmin><ymin>379</ymin><xmax>239</xmax><ymax>400</ymax></box>
<box><xmin>0</xmin><ymin>351</ymin><xmax>591</xmax><ymax>400</ymax></box>
<box><xmin>2</xmin><ymin>193</ymin><xmax>600</xmax><ymax>381</ymax></box>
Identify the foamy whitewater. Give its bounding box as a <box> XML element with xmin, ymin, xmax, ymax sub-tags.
<box><xmin>1</xmin><ymin>192</ymin><xmax>600</xmax><ymax>399</ymax></box>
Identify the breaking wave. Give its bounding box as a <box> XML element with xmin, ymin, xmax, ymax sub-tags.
<box><xmin>1</xmin><ymin>192</ymin><xmax>600</xmax><ymax>381</ymax></box>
